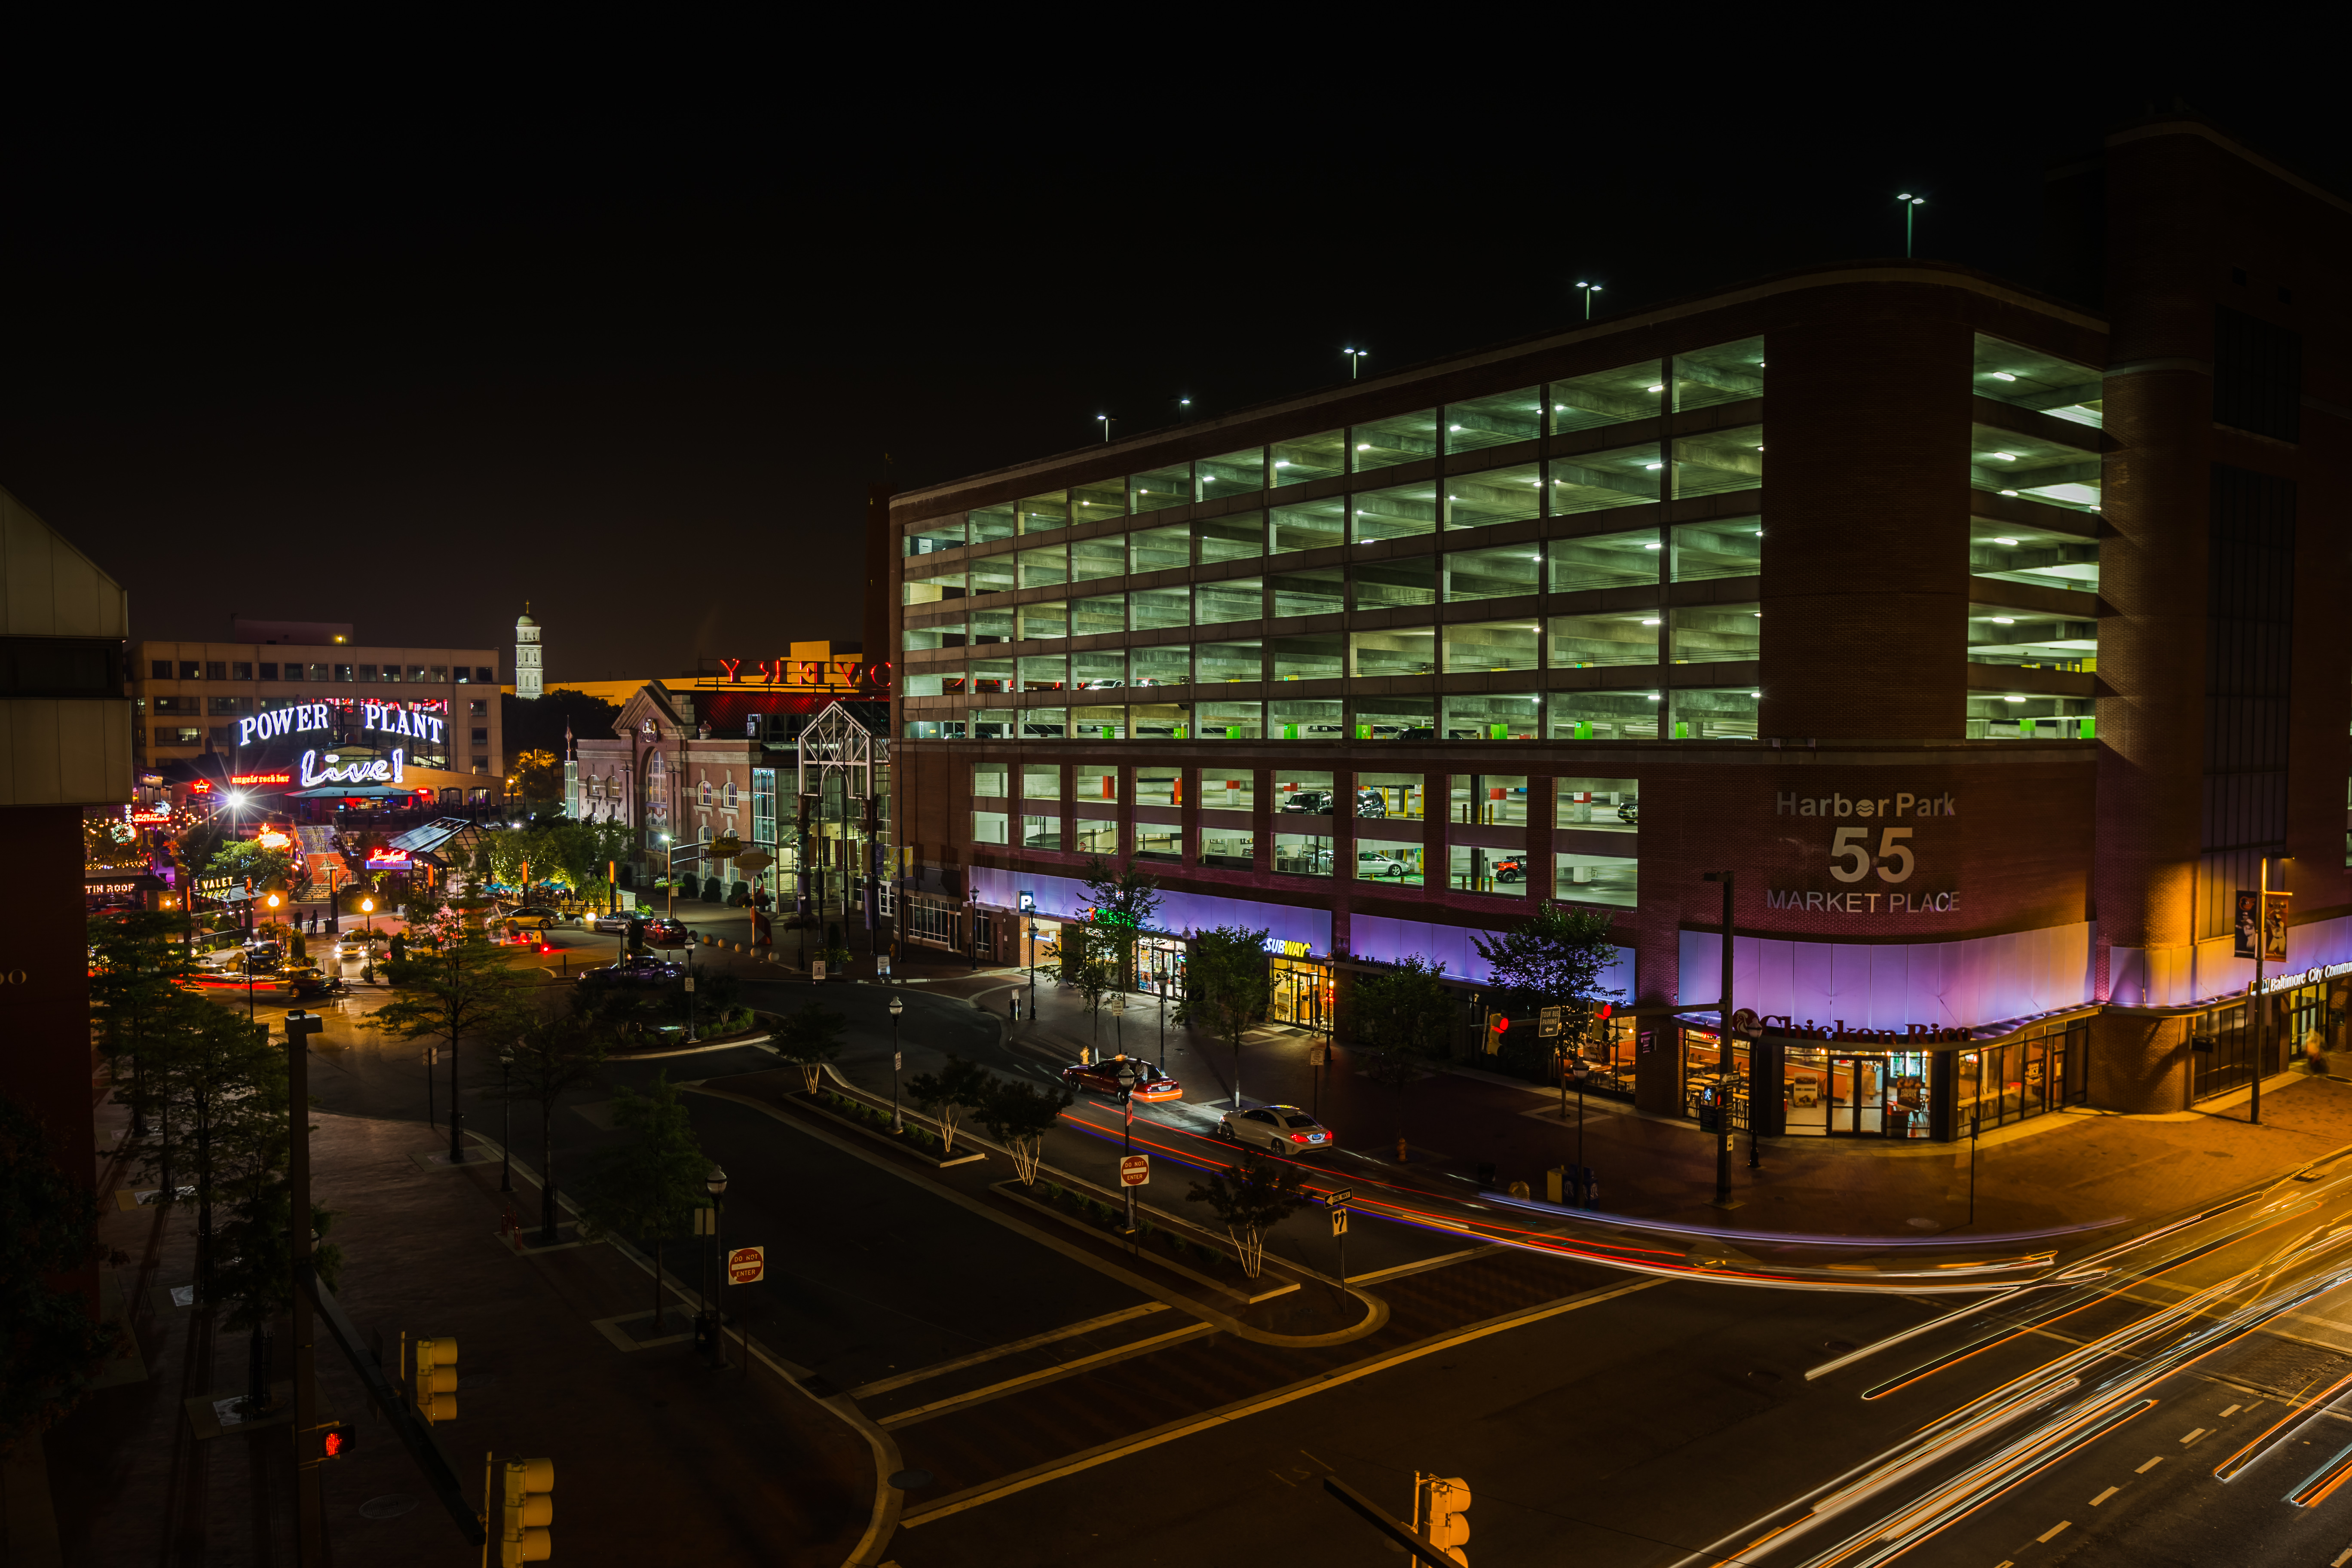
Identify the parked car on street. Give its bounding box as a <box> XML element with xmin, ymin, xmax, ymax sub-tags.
<box><xmin>591</xmin><ymin>911</ymin><xmax>634</xmax><ymax>934</ymax></box>
<box><xmin>502</xmin><ymin>905</ymin><xmax>563</xmax><ymax>933</ymax></box>
<box><xmin>1216</xmin><ymin>1104</ymin><xmax>1335</xmax><ymax>1155</ymax></box>
<box><xmin>1060</xmin><ymin>1055</ymin><xmax>1184</xmax><ymax>1102</ymax></box>
<box><xmin>639</xmin><ymin>917</ymin><xmax>689</xmax><ymax>947</ymax></box>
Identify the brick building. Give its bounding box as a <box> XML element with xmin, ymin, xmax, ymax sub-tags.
<box><xmin>885</xmin><ymin>113</ymin><xmax>2351</xmax><ymax>1142</ymax></box>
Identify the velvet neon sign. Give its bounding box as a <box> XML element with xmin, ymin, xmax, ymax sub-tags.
<box><xmin>711</xmin><ymin>658</ymin><xmax>893</xmax><ymax>690</ymax></box>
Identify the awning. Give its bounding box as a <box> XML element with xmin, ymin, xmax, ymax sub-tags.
<box><xmin>284</xmin><ymin>785</ymin><xmax>437</xmax><ymax>799</ymax></box>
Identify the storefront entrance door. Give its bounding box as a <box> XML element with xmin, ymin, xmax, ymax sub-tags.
<box><xmin>1830</xmin><ymin>1057</ymin><xmax>1884</xmax><ymax>1136</ymax></box>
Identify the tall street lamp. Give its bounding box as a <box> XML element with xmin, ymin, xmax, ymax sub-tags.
<box><xmin>1896</xmin><ymin>193</ymin><xmax>1925</xmax><ymax>257</ymax></box>
<box><xmin>1702</xmin><ymin>870</ymin><xmax>1736</xmax><ymax>1207</ymax></box>
<box><xmin>704</xmin><ymin>1165</ymin><xmax>728</xmax><ymax>1370</ymax></box>
<box><xmin>1111</xmin><ymin>1058</ymin><xmax>1142</xmax><ymax>1234</ymax></box>
<box><xmin>2253</xmin><ymin>854</ymin><xmax>2295</xmax><ymax>1126</ymax></box>
<box><xmin>498</xmin><ymin>1045</ymin><xmax>516</xmax><ymax>1193</ymax></box>
<box><xmin>1096</xmin><ymin>414</ymin><xmax>1115</xmax><ymax>442</ymax></box>
<box><xmin>1342</xmin><ymin>347</ymin><xmax>1368</xmax><ymax>379</ymax></box>
<box><xmin>888</xmin><ymin>995</ymin><xmax>905</xmax><ymax>1132</ymax></box>
<box><xmin>1576</xmin><ymin>282</ymin><xmax>1602</xmax><ymax>319</ymax></box>
<box><xmin>683</xmin><ymin>931</ymin><xmax>700</xmax><ymax>1044</ymax></box>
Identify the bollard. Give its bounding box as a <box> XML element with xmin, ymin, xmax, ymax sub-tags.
<box><xmin>1546</xmin><ymin>1166</ymin><xmax>1565</xmax><ymax>1204</ymax></box>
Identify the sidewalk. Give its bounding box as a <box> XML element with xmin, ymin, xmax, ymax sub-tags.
<box><xmin>48</xmin><ymin>1097</ymin><xmax>877</xmax><ymax>1567</ymax></box>
<box><xmin>838</xmin><ymin>954</ymin><xmax>2352</xmax><ymax>1249</ymax></box>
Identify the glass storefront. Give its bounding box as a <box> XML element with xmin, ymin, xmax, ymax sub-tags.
<box><xmin>1138</xmin><ymin>934</ymin><xmax>1187</xmax><ymax>1000</ymax></box>
<box><xmin>1780</xmin><ymin>1049</ymin><xmax>1933</xmax><ymax>1138</ymax></box>
<box><xmin>1271</xmin><ymin>956</ymin><xmax>1332</xmax><ymax>1031</ymax></box>
<box><xmin>1953</xmin><ymin>1020</ymin><xmax>2088</xmax><ymax>1131</ymax></box>
<box><xmin>1681</xmin><ymin>1028</ymin><xmax>1750</xmax><ymax>1131</ymax></box>
<box><xmin>1571</xmin><ymin>1014</ymin><xmax>1637</xmax><ymax>1099</ymax></box>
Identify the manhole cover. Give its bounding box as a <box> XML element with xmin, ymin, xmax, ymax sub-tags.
<box><xmin>889</xmin><ymin>1469</ymin><xmax>934</xmax><ymax>1490</ymax></box>
<box><xmin>358</xmin><ymin>1495</ymin><xmax>419</xmax><ymax>1519</ymax></box>
<box><xmin>1906</xmin><ymin>1218</ymin><xmax>1938</xmax><ymax>1230</ymax></box>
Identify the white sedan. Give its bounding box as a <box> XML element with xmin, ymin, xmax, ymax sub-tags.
<box><xmin>1216</xmin><ymin>1104</ymin><xmax>1335</xmax><ymax>1155</ymax></box>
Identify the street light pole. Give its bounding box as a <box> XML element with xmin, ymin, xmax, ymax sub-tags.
<box><xmin>1897</xmin><ymin>193</ymin><xmax>1925</xmax><ymax>257</ymax></box>
<box><xmin>2253</xmin><ymin>855</ymin><xmax>2294</xmax><ymax>1126</ymax></box>
<box><xmin>499</xmin><ymin>1046</ymin><xmax>515</xmax><ymax>1194</ymax></box>
<box><xmin>704</xmin><ymin>1166</ymin><xmax>727</xmax><ymax>1370</ymax></box>
<box><xmin>281</xmin><ymin>1011</ymin><xmax>327</xmax><ymax>1565</ymax></box>
<box><xmin>888</xmin><ymin>995</ymin><xmax>905</xmax><ymax>1132</ymax></box>
<box><xmin>1343</xmin><ymin>347</ymin><xmax>1368</xmax><ymax>379</ymax></box>
<box><xmin>1703</xmin><ymin>870</ymin><xmax>1735</xmax><ymax>1207</ymax></box>
<box><xmin>446</xmin><ymin>948</ymin><xmax>466</xmax><ymax>1165</ymax></box>
<box><xmin>1112</xmin><ymin>1060</ymin><xmax>1141</xmax><ymax>1234</ymax></box>
<box><xmin>1576</xmin><ymin>281</ymin><xmax>1603</xmax><ymax>319</ymax></box>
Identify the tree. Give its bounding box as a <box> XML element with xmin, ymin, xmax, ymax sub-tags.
<box><xmin>977</xmin><ymin>1078</ymin><xmax>1074</xmax><ymax>1185</ymax></box>
<box><xmin>904</xmin><ymin>1056</ymin><xmax>992</xmax><ymax>1155</ymax></box>
<box><xmin>512</xmin><ymin>748</ymin><xmax>562</xmax><ymax>802</ymax></box>
<box><xmin>1175</xmin><ymin>925</ymin><xmax>1273</xmax><ymax>1109</ymax></box>
<box><xmin>1068</xmin><ymin>952</ymin><xmax>1115</xmax><ymax>1047</ymax></box>
<box><xmin>1470</xmin><ymin>902</ymin><xmax>1626</xmax><ymax>1079</ymax></box>
<box><xmin>576</xmin><ymin>1075</ymin><xmax>707</xmax><ymax>1330</ymax></box>
<box><xmin>371</xmin><ymin>933</ymin><xmax>531</xmax><ymax>1160</ymax></box>
<box><xmin>773</xmin><ymin>1000</ymin><xmax>847</xmax><ymax>1093</ymax></box>
<box><xmin>485</xmin><ymin>1012</ymin><xmax>609</xmax><ymax>1244</ymax></box>
<box><xmin>1080</xmin><ymin>856</ymin><xmax>1163</xmax><ymax>991</ymax></box>
<box><xmin>1348</xmin><ymin>956</ymin><xmax>1456</xmax><ymax>1155</ymax></box>
<box><xmin>206</xmin><ymin>837</ymin><xmax>297</xmax><ymax>891</ymax></box>
<box><xmin>0</xmin><ymin>1092</ymin><xmax>123</xmax><ymax>1458</ymax></box>
<box><xmin>88</xmin><ymin>912</ymin><xmax>191</xmax><ymax>1138</ymax></box>
<box><xmin>1188</xmin><ymin>1147</ymin><xmax>1308</xmax><ymax>1278</ymax></box>
<box><xmin>149</xmin><ymin>1004</ymin><xmax>286</xmax><ymax>1298</ymax></box>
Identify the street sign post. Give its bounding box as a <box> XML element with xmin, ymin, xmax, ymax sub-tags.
<box><xmin>1327</xmin><ymin>1185</ymin><xmax>1354</xmax><ymax>1300</ymax></box>
<box><xmin>1538</xmin><ymin>1006</ymin><xmax>1563</xmax><ymax>1038</ymax></box>
<box><xmin>1331</xmin><ymin>1207</ymin><xmax>1349</xmax><ymax>1236</ymax></box>
<box><xmin>1120</xmin><ymin>1154</ymin><xmax>1150</xmax><ymax>1187</ymax></box>
<box><xmin>727</xmin><ymin>1246</ymin><xmax>765</xmax><ymax>1286</ymax></box>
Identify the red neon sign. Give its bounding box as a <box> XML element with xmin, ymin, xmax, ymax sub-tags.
<box><xmin>710</xmin><ymin>658</ymin><xmax>894</xmax><ymax>691</ymax></box>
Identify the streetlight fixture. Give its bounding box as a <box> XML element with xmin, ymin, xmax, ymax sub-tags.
<box><xmin>2253</xmin><ymin>854</ymin><xmax>2296</xmax><ymax>1126</ymax></box>
<box><xmin>704</xmin><ymin>1165</ymin><xmax>728</xmax><ymax>1369</ymax></box>
<box><xmin>1701</xmin><ymin>870</ymin><xmax>1736</xmax><ymax>1206</ymax></box>
<box><xmin>887</xmin><ymin>995</ymin><xmax>905</xmax><ymax>1131</ymax></box>
<box><xmin>1097</xmin><ymin>414</ymin><xmax>1115</xmax><ymax>442</ymax></box>
<box><xmin>1896</xmin><ymin>193</ymin><xmax>1925</xmax><ymax>257</ymax></box>
<box><xmin>498</xmin><ymin>1046</ymin><xmax>516</xmax><ymax>1193</ymax></box>
<box><xmin>1111</xmin><ymin>1058</ymin><xmax>1143</xmax><ymax>1233</ymax></box>
<box><xmin>1576</xmin><ymin>282</ymin><xmax>1602</xmax><ymax>319</ymax></box>
<box><xmin>683</xmin><ymin>931</ymin><xmax>699</xmax><ymax>1044</ymax></box>
<box><xmin>1342</xmin><ymin>347</ymin><xmax>1368</xmax><ymax>379</ymax></box>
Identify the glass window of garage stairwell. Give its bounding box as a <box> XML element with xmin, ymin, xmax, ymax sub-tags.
<box><xmin>897</xmin><ymin>337</ymin><xmax>1764</xmax><ymax>744</ymax></box>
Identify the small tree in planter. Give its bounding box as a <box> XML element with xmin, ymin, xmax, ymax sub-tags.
<box><xmin>905</xmin><ymin>1056</ymin><xmax>992</xmax><ymax>1155</ymax></box>
<box><xmin>1187</xmin><ymin>1147</ymin><xmax>1308</xmax><ymax>1279</ymax></box>
<box><xmin>774</xmin><ymin>1000</ymin><xmax>847</xmax><ymax>1093</ymax></box>
<box><xmin>576</xmin><ymin>1074</ymin><xmax>707</xmax><ymax>1331</ymax></box>
<box><xmin>1068</xmin><ymin>953</ymin><xmax>1115</xmax><ymax>1047</ymax></box>
<box><xmin>1175</xmin><ymin>924</ymin><xmax>1274</xmax><ymax>1109</ymax></box>
<box><xmin>1347</xmin><ymin>954</ymin><xmax>1454</xmax><ymax>1159</ymax></box>
<box><xmin>978</xmin><ymin>1078</ymin><xmax>1075</xmax><ymax>1185</ymax></box>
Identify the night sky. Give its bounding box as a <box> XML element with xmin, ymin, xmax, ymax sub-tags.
<box><xmin>1</xmin><ymin>45</ymin><xmax>2337</xmax><ymax>683</ymax></box>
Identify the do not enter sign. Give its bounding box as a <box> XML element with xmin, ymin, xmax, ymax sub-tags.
<box><xmin>727</xmin><ymin>1246</ymin><xmax>765</xmax><ymax>1285</ymax></box>
<box><xmin>1119</xmin><ymin>1154</ymin><xmax>1150</xmax><ymax>1187</ymax></box>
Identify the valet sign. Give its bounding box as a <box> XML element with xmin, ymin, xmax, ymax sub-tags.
<box><xmin>1767</xmin><ymin>789</ymin><xmax>1963</xmax><ymax>916</ymax></box>
<box><xmin>236</xmin><ymin>700</ymin><xmax>447</xmax><ymax>752</ymax></box>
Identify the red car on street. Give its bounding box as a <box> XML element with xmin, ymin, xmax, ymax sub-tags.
<box><xmin>1060</xmin><ymin>1054</ymin><xmax>1184</xmax><ymax>1102</ymax></box>
<box><xmin>639</xmin><ymin>917</ymin><xmax>690</xmax><ymax>947</ymax></box>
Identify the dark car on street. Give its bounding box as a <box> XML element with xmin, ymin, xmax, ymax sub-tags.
<box><xmin>580</xmin><ymin>957</ymin><xmax>683</xmax><ymax>989</ymax></box>
<box><xmin>639</xmin><ymin>917</ymin><xmax>689</xmax><ymax>947</ymax></box>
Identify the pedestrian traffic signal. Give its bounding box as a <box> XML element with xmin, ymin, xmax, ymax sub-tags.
<box><xmin>414</xmin><ymin>1335</ymin><xmax>458</xmax><ymax>1423</ymax></box>
<box><xmin>1423</xmin><ymin>1474</ymin><xmax>1471</xmax><ymax>1564</ymax></box>
<box><xmin>317</xmin><ymin>1422</ymin><xmax>355</xmax><ymax>1459</ymax></box>
<box><xmin>499</xmin><ymin>1456</ymin><xmax>554</xmax><ymax>1565</ymax></box>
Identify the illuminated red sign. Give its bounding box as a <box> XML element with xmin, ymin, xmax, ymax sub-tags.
<box><xmin>365</xmin><ymin>850</ymin><xmax>414</xmax><ymax>871</ymax></box>
<box><xmin>710</xmin><ymin>658</ymin><xmax>894</xmax><ymax>691</ymax></box>
<box><xmin>190</xmin><ymin>780</ymin><xmax>214</xmax><ymax>792</ymax></box>
<box><xmin>230</xmin><ymin>772</ymin><xmax>292</xmax><ymax>786</ymax></box>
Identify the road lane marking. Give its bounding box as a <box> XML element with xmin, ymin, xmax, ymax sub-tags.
<box><xmin>896</xmin><ymin>1275</ymin><xmax>1664</xmax><ymax>1527</ymax></box>
<box><xmin>876</xmin><ymin>1323</ymin><xmax>1214</xmax><ymax>1428</ymax></box>
<box><xmin>2089</xmin><ymin>1486</ymin><xmax>2119</xmax><ymax>1505</ymax></box>
<box><xmin>2038</xmin><ymin>1520</ymin><xmax>2071</xmax><ymax>1542</ymax></box>
<box><xmin>2181</xmin><ymin>1427</ymin><xmax>2209</xmax><ymax>1444</ymax></box>
<box><xmin>2138</xmin><ymin>1456</ymin><xmax>2165</xmax><ymax>1473</ymax></box>
<box><xmin>2330</xmin><ymin>1548</ymin><xmax>2352</xmax><ymax>1567</ymax></box>
<box><xmin>847</xmin><ymin>1303</ymin><xmax>1171</xmax><ymax>1398</ymax></box>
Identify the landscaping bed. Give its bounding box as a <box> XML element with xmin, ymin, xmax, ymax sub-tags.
<box><xmin>992</xmin><ymin>1178</ymin><xmax>1296</xmax><ymax>1304</ymax></box>
<box><xmin>789</xmin><ymin>1087</ymin><xmax>986</xmax><ymax>1169</ymax></box>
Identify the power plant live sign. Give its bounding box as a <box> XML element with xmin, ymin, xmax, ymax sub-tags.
<box><xmin>727</xmin><ymin>1246</ymin><xmax>765</xmax><ymax>1285</ymax></box>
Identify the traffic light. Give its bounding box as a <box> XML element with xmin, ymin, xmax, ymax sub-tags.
<box><xmin>317</xmin><ymin>1421</ymin><xmax>355</xmax><ymax>1460</ymax></box>
<box><xmin>499</xmin><ymin>1456</ymin><xmax>554</xmax><ymax>1565</ymax></box>
<box><xmin>1423</xmin><ymin>1475</ymin><xmax>1471</xmax><ymax>1565</ymax></box>
<box><xmin>414</xmin><ymin>1336</ymin><xmax>458</xmax><ymax>1423</ymax></box>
